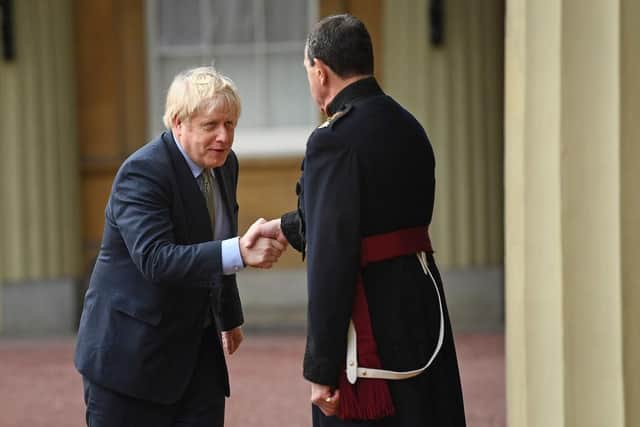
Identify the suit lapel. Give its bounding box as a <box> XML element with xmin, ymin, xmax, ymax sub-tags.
<box><xmin>161</xmin><ymin>132</ymin><xmax>213</xmax><ymax>241</ymax></box>
<box><xmin>214</xmin><ymin>164</ymin><xmax>236</xmax><ymax>236</ymax></box>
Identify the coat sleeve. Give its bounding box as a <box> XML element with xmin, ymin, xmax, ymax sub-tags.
<box><xmin>111</xmin><ymin>157</ymin><xmax>223</xmax><ymax>285</ymax></box>
<box><xmin>281</xmin><ymin>210</ymin><xmax>304</xmax><ymax>252</ymax></box>
<box><xmin>281</xmin><ymin>163</ymin><xmax>306</xmax><ymax>253</ymax></box>
<box><xmin>302</xmin><ymin>131</ymin><xmax>361</xmax><ymax>387</ymax></box>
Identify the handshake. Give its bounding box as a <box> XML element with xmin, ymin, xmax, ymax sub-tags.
<box><xmin>238</xmin><ymin>218</ymin><xmax>288</xmax><ymax>269</ymax></box>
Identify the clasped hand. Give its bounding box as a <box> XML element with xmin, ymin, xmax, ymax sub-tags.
<box><xmin>239</xmin><ymin>218</ymin><xmax>288</xmax><ymax>269</ymax></box>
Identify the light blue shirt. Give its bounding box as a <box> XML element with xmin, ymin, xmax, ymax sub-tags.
<box><xmin>172</xmin><ymin>133</ymin><xmax>244</xmax><ymax>275</ymax></box>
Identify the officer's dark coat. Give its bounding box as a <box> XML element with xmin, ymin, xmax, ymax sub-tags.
<box><xmin>281</xmin><ymin>78</ymin><xmax>466</xmax><ymax>426</ymax></box>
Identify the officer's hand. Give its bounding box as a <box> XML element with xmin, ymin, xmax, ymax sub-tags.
<box><xmin>243</xmin><ymin>218</ymin><xmax>289</xmax><ymax>248</ymax></box>
<box><xmin>310</xmin><ymin>382</ymin><xmax>340</xmax><ymax>416</ymax></box>
<box><xmin>221</xmin><ymin>327</ymin><xmax>244</xmax><ymax>355</ymax></box>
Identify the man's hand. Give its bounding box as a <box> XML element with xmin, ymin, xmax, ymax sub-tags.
<box><xmin>239</xmin><ymin>218</ymin><xmax>287</xmax><ymax>268</ymax></box>
<box><xmin>310</xmin><ymin>382</ymin><xmax>340</xmax><ymax>417</ymax></box>
<box><xmin>221</xmin><ymin>327</ymin><xmax>244</xmax><ymax>355</ymax></box>
<box><xmin>243</xmin><ymin>218</ymin><xmax>289</xmax><ymax>248</ymax></box>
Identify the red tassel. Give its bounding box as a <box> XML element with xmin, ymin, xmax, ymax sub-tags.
<box><xmin>333</xmin><ymin>228</ymin><xmax>433</xmax><ymax>421</ymax></box>
<box><xmin>337</xmin><ymin>371</ymin><xmax>395</xmax><ymax>421</ymax></box>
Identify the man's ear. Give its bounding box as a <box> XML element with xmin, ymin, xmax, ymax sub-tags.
<box><xmin>172</xmin><ymin>115</ymin><xmax>182</xmax><ymax>131</ymax></box>
<box><xmin>314</xmin><ymin>58</ymin><xmax>330</xmax><ymax>85</ymax></box>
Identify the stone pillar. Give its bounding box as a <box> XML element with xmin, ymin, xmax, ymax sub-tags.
<box><xmin>621</xmin><ymin>1</ymin><xmax>640</xmax><ymax>425</ymax></box>
<box><xmin>0</xmin><ymin>0</ymin><xmax>80</xmax><ymax>334</ymax></box>
<box><xmin>506</xmin><ymin>0</ymin><xmax>635</xmax><ymax>425</ymax></box>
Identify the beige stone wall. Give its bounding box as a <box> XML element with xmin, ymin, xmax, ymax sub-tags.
<box><xmin>382</xmin><ymin>0</ymin><xmax>505</xmax><ymax>268</ymax></box>
<box><xmin>505</xmin><ymin>0</ymin><xmax>638</xmax><ymax>425</ymax></box>
<box><xmin>237</xmin><ymin>157</ymin><xmax>305</xmax><ymax>269</ymax></box>
<box><xmin>0</xmin><ymin>0</ymin><xmax>80</xmax><ymax>283</ymax></box>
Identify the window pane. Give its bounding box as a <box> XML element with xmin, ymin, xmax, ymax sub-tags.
<box><xmin>148</xmin><ymin>0</ymin><xmax>316</xmax><ymax>151</ymax></box>
<box><xmin>267</xmin><ymin>53</ymin><xmax>313</xmax><ymax>126</ymax></box>
<box><xmin>156</xmin><ymin>0</ymin><xmax>202</xmax><ymax>46</ymax></box>
<box><xmin>210</xmin><ymin>0</ymin><xmax>254</xmax><ymax>44</ymax></box>
<box><xmin>266</xmin><ymin>0</ymin><xmax>308</xmax><ymax>42</ymax></box>
<box><xmin>214</xmin><ymin>55</ymin><xmax>261</xmax><ymax>128</ymax></box>
<box><xmin>150</xmin><ymin>56</ymin><xmax>209</xmax><ymax>134</ymax></box>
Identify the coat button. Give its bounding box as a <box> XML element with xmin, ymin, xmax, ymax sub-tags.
<box><xmin>349</xmin><ymin>360</ymin><xmax>355</xmax><ymax>366</ymax></box>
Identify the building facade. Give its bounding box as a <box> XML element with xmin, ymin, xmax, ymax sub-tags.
<box><xmin>0</xmin><ymin>1</ymin><xmax>637</xmax><ymax>425</ymax></box>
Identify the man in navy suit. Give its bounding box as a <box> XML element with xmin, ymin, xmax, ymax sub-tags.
<box><xmin>75</xmin><ymin>66</ymin><xmax>286</xmax><ymax>427</ymax></box>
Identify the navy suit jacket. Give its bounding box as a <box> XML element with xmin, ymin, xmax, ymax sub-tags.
<box><xmin>75</xmin><ymin>131</ymin><xmax>244</xmax><ymax>404</ymax></box>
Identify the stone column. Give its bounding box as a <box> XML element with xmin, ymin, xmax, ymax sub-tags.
<box><xmin>506</xmin><ymin>0</ymin><xmax>636</xmax><ymax>425</ymax></box>
<box><xmin>0</xmin><ymin>0</ymin><xmax>80</xmax><ymax>334</ymax></box>
<box><xmin>621</xmin><ymin>1</ymin><xmax>640</xmax><ymax>425</ymax></box>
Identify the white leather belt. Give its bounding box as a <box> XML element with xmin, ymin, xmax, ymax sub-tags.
<box><xmin>346</xmin><ymin>251</ymin><xmax>445</xmax><ymax>384</ymax></box>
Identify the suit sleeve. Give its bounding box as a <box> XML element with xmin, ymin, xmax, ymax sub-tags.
<box><xmin>217</xmin><ymin>152</ymin><xmax>244</xmax><ymax>330</ymax></box>
<box><xmin>111</xmin><ymin>158</ymin><xmax>223</xmax><ymax>285</ymax></box>
<box><xmin>302</xmin><ymin>131</ymin><xmax>361</xmax><ymax>386</ymax></box>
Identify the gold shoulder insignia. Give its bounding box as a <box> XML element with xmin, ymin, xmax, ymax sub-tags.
<box><xmin>318</xmin><ymin>117</ymin><xmax>332</xmax><ymax>129</ymax></box>
<box><xmin>317</xmin><ymin>105</ymin><xmax>353</xmax><ymax>129</ymax></box>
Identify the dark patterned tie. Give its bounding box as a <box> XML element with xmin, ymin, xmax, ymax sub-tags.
<box><xmin>198</xmin><ymin>169</ymin><xmax>216</xmax><ymax>231</ymax></box>
<box><xmin>197</xmin><ymin>169</ymin><xmax>216</xmax><ymax>328</ymax></box>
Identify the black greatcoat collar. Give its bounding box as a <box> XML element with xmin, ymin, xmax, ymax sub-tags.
<box><xmin>326</xmin><ymin>76</ymin><xmax>384</xmax><ymax>116</ymax></box>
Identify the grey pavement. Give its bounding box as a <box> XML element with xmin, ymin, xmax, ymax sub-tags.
<box><xmin>0</xmin><ymin>266</ymin><xmax>505</xmax><ymax>426</ymax></box>
<box><xmin>0</xmin><ymin>334</ymin><xmax>504</xmax><ymax>427</ymax></box>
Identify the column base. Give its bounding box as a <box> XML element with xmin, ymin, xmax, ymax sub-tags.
<box><xmin>1</xmin><ymin>279</ymin><xmax>78</xmax><ymax>336</ymax></box>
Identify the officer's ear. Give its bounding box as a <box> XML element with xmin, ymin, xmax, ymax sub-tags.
<box><xmin>313</xmin><ymin>58</ymin><xmax>330</xmax><ymax>86</ymax></box>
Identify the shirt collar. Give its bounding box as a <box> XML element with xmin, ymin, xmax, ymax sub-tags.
<box><xmin>172</xmin><ymin>131</ymin><xmax>203</xmax><ymax>178</ymax></box>
<box><xmin>326</xmin><ymin>76</ymin><xmax>384</xmax><ymax>116</ymax></box>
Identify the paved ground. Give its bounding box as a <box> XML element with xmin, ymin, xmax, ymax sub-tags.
<box><xmin>0</xmin><ymin>334</ymin><xmax>504</xmax><ymax>427</ymax></box>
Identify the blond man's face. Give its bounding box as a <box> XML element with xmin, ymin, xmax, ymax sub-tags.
<box><xmin>173</xmin><ymin>108</ymin><xmax>237</xmax><ymax>169</ymax></box>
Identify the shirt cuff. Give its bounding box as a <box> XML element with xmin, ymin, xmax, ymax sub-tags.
<box><xmin>221</xmin><ymin>237</ymin><xmax>245</xmax><ymax>275</ymax></box>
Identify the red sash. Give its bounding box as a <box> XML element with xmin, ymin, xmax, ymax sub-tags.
<box><xmin>337</xmin><ymin>226</ymin><xmax>433</xmax><ymax>420</ymax></box>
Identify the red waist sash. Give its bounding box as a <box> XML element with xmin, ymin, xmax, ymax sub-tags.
<box><xmin>338</xmin><ymin>226</ymin><xmax>432</xmax><ymax>421</ymax></box>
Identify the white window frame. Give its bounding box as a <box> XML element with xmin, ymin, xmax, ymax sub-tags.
<box><xmin>145</xmin><ymin>0</ymin><xmax>318</xmax><ymax>158</ymax></box>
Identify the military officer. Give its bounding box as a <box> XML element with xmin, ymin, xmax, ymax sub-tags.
<box><xmin>259</xmin><ymin>14</ymin><xmax>467</xmax><ymax>427</ymax></box>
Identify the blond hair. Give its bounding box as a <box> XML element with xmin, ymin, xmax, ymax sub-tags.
<box><xmin>162</xmin><ymin>66</ymin><xmax>241</xmax><ymax>129</ymax></box>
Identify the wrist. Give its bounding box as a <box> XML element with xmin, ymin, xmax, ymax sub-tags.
<box><xmin>222</xmin><ymin>237</ymin><xmax>244</xmax><ymax>274</ymax></box>
<box><xmin>237</xmin><ymin>237</ymin><xmax>246</xmax><ymax>268</ymax></box>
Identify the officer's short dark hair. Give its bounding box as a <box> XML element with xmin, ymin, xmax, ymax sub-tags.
<box><xmin>306</xmin><ymin>14</ymin><xmax>374</xmax><ymax>78</ymax></box>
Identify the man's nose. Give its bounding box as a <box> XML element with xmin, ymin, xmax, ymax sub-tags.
<box><xmin>216</xmin><ymin>127</ymin><xmax>231</xmax><ymax>144</ymax></box>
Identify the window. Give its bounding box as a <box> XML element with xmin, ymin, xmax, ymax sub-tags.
<box><xmin>146</xmin><ymin>0</ymin><xmax>317</xmax><ymax>156</ymax></box>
